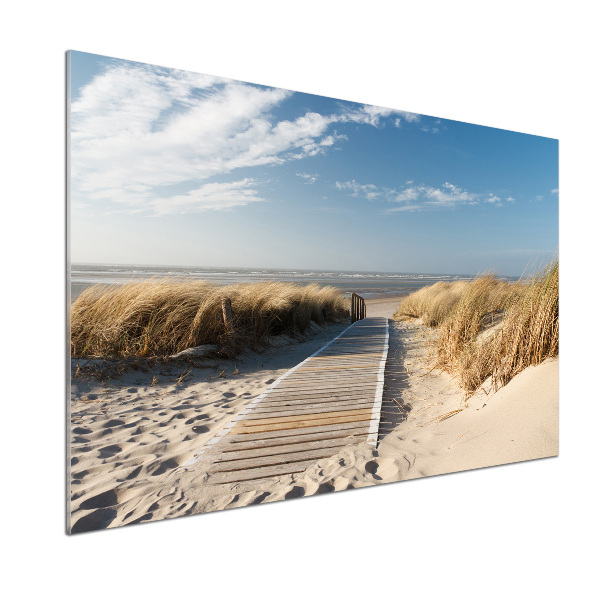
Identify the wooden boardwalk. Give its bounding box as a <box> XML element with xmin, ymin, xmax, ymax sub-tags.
<box><xmin>181</xmin><ymin>317</ymin><xmax>389</xmax><ymax>486</ymax></box>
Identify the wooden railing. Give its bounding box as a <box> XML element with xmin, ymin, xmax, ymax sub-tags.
<box><xmin>351</xmin><ymin>292</ymin><xmax>366</xmax><ymax>323</ymax></box>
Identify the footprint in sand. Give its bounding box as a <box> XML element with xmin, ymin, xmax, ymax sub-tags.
<box><xmin>71</xmin><ymin>508</ymin><xmax>117</xmax><ymax>533</ymax></box>
<box><xmin>150</xmin><ymin>458</ymin><xmax>179</xmax><ymax>476</ymax></box>
<box><xmin>98</xmin><ymin>444</ymin><xmax>121</xmax><ymax>459</ymax></box>
<box><xmin>127</xmin><ymin>512</ymin><xmax>153</xmax><ymax>525</ymax></box>
<box><xmin>364</xmin><ymin>460</ymin><xmax>382</xmax><ymax>480</ymax></box>
<box><xmin>285</xmin><ymin>486</ymin><xmax>305</xmax><ymax>499</ymax></box>
<box><xmin>316</xmin><ymin>482</ymin><xmax>335</xmax><ymax>494</ymax></box>
<box><xmin>251</xmin><ymin>492</ymin><xmax>271</xmax><ymax>504</ymax></box>
<box><xmin>185</xmin><ymin>414</ymin><xmax>208</xmax><ymax>425</ymax></box>
<box><xmin>73</xmin><ymin>427</ymin><xmax>92</xmax><ymax>435</ymax></box>
<box><xmin>103</xmin><ymin>419</ymin><xmax>125</xmax><ymax>428</ymax></box>
<box><xmin>79</xmin><ymin>488</ymin><xmax>118</xmax><ymax>510</ymax></box>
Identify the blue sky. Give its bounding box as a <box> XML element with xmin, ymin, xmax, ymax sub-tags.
<box><xmin>69</xmin><ymin>51</ymin><xmax>558</xmax><ymax>277</ymax></box>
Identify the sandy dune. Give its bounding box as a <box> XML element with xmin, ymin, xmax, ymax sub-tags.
<box><xmin>69</xmin><ymin>295</ymin><xmax>558</xmax><ymax>532</ymax></box>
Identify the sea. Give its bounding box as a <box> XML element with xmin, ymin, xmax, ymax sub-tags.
<box><xmin>70</xmin><ymin>263</ymin><xmax>511</xmax><ymax>302</ymax></box>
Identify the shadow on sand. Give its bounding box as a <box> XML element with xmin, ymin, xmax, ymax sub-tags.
<box><xmin>377</xmin><ymin>320</ymin><xmax>417</xmax><ymax>440</ymax></box>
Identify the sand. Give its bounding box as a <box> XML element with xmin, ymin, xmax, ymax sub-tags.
<box><xmin>69</xmin><ymin>295</ymin><xmax>558</xmax><ymax>532</ymax></box>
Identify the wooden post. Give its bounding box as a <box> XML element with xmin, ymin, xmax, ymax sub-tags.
<box><xmin>350</xmin><ymin>293</ymin><xmax>366</xmax><ymax>322</ymax></box>
<box><xmin>291</xmin><ymin>303</ymin><xmax>298</xmax><ymax>334</ymax></box>
<box><xmin>221</xmin><ymin>297</ymin><xmax>234</xmax><ymax>334</ymax></box>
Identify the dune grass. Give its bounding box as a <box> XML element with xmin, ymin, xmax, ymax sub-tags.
<box><xmin>71</xmin><ymin>280</ymin><xmax>349</xmax><ymax>359</ymax></box>
<box><xmin>393</xmin><ymin>277</ymin><xmax>510</xmax><ymax>327</ymax></box>
<box><xmin>394</xmin><ymin>261</ymin><xmax>558</xmax><ymax>394</ymax></box>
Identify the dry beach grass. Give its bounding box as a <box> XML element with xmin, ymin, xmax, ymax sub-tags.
<box><xmin>71</xmin><ymin>280</ymin><xmax>349</xmax><ymax>359</ymax></box>
<box><xmin>394</xmin><ymin>261</ymin><xmax>559</xmax><ymax>394</ymax></box>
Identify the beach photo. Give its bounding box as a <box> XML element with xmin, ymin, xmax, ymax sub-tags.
<box><xmin>68</xmin><ymin>50</ymin><xmax>558</xmax><ymax>534</ymax></box>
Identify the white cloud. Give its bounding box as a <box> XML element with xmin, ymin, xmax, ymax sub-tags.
<box><xmin>336</xmin><ymin>179</ymin><xmax>511</xmax><ymax>212</ymax></box>
<box><xmin>420</xmin><ymin>185</ymin><xmax>479</xmax><ymax>207</ymax></box>
<box><xmin>151</xmin><ymin>179</ymin><xmax>266</xmax><ymax>215</ymax></box>
<box><xmin>443</xmin><ymin>182</ymin><xmax>464</xmax><ymax>194</ymax></box>
<box><xmin>71</xmin><ymin>61</ymin><xmax>432</xmax><ymax>216</ymax></box>
<box><xmin>71</xmin><ymin>63</ymin><xmax>356</xmax><ymax>215</ymax></box>
<box><xmin>394</xmin><ymin>187</ymin><xmax>421</xmax><ymax>203</ymax></box>
<box><xmin>400</xmin><ymin>111</ymin><xmax>421</xmax><ymax>123</ymax></box>
<box><xmin>385</xmin><ymin>205</ymin><xmax>421</xmax><ymax>213</ymax></box>
<box><xmin>339</xmin><ymin>105</ymin><xmax>421</xmax><ymax>128</ymax></box>
<box><xmin>507</xmin><ymin>196</ymin><xmax>516</xmax><ymax>203</ymax></box>
<box><xmin>335</xmin><ymin>180</ymin><xmax>381</xmax><ymax>199</ymax></box>
<box><xmin>296</xmin><ymin>172</ymin><xmax>318</xmax><ymax>184</ymax></box>
<box><xmin>551</xmin><ymin>188</ymin><xmax>559</xmax><ymax>195</ymax></box>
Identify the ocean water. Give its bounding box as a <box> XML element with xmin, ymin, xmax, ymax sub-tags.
<box><xmin>70</xmin><ymin>263</ymin><xmax>504</xmax><ymax>302</ymax></box>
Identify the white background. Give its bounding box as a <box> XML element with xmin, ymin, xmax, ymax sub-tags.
<box><xmin>2</xmin><ymin>1</ymin><xmax>598</xmax><ymax>598</ymax></box>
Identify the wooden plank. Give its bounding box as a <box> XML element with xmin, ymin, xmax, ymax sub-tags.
<box><xmin>267</xmin><ymin>386</ymin><xmax>374</xmax><ymax>397</ymax></box>
<box><xmin>269</xmin><ymin>372</ymin><xmax>379</xmax><ymax>383</ymax></box>
<box><xmin>261</xmin><ymin>390</ymin><xmax>373</xmax><ymax>403</ymax></box>
<box><xmin>295</xmin><ymin>363</ymin><xmax>378</xmax><ymax>370</ymax></box>
<box><xmin>211</xmin><ymin>427</ymin><xmax>370</xmax><ymax>453</ymax></box>
<box><xmin>272</xmin><ymin>379</ymin><xmax>377</xmax><ymax>390</ymax></box>
<box><xmin>234</xmin><ymin>407</ymin><xmax>373</xmax><ymax>427</ymax></box>
<box><xmin>240</xmin><ymin>402</ymin><xmax>374</xmax><ymax>420</ymax></box>
<box><xmin>268</xmin><ymin>381</ymin><xmax>377</xmax><ymax>392</ymax></box>
<box><xmin>231</xmin><ymin>412</ymin><xmax>373</xmax><ymax>434</ymax></box>
<box><xmin>208</xmin><ymin>435</ymin><xmax>369</xmax><ymax>463</ymax></box>
<box><xmin>207</xmin><ymin>459</ymin><xmax>319</xmax><ymax>485</ymax></box>
<box><xmin>296</xmin><ymin>363</ymin><xmax>379</xmax><ymax>373</ymax></box>
<box><xmin>220</xmin><ymin>421</ymin><xmax>372</xmax><ymax>443</ymax></box>
<box><xmin>258</xmin><ymin>390</ymin><xmax>373</xmax><ymax>403</ymax></box>
<box><xmin>310</xmin><ymin>352</ymin><xmax>382</xmax><ymax>360</ymax></box>
<box><xmin>252</xmin><ymin>395</ymin><xmax>376</xmax><ymax>408</ymax></box>
<box><xmin>316</xmin><ymin>348</ymin><xmax>384</xmax><ymax>356</ymax></box>
<box><xmin>270</xmin><ymin>376</ymin><xmax>378</xmax><ymax>385</ymax></box>
<box><xmin>270</xmin><ymin>371</ymin><xmax>379</xmax><ymax>382</ymax></box>
<box><xmin>261</xmin><ymin>390</ymin><xmax>374</xmax><ymax>403</ymax></box>
<box><xmin>252</xmin><ymin>398</ymin><xmax>375</xmax><ymax>412</ymax></box>
<box><xmin>208</xmin><ymin>445</ymin><xmax>354</xmax><ymax>473</ymax></box>
<box><xmin>262</xmin><ymin>384</ymin><xmax>376</xmax><ymax>396</ymax></box>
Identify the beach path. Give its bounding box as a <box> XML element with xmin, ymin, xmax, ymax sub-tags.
<box><xmin>180</xmin><ymin>317</ymin><xmax>389</xmax><ymax>486</ymax></box>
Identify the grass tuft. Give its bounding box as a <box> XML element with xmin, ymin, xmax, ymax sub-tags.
<box><xmin>71</xmin><ymin>279</ymin><xmax>349</xmax><ymax>359</ymax></box>
<box><xmin>394</xmin><ymin>261</ymin><xmax>558</xmax><ymax>394</ymax></box>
